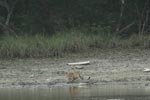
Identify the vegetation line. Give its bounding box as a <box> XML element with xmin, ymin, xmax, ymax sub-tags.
<box><xmin>0</xmin><ymin>30</ymin><xmax>150</xmax><ymax>58</ymax></box>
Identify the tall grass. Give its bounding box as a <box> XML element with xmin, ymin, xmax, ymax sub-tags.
<box><xmin>0</xmin><ymin>30</ymin><xmax>150</xmax><ymax>58</ymax></box>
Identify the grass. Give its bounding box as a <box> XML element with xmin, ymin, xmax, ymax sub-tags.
<box><xmin>0</xmin><ymin>30</ymin><xmax>150</xmax><ymax>58</ymax></box>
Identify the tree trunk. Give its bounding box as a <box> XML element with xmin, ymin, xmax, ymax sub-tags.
<box><xmin>115</xmin><ymin>0</ymin><xmax>124</xmax><ymax>34</ymax></box>
<box><xmin>5</xmin><ymin>9</ymin><xmax>13</xmax><ymax>25</ymax></box>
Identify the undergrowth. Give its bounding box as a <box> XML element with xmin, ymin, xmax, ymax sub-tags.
<box><xmin>0</xmin><ymin>30</ymin><xmax>150</xmax><ymax>58</ymax></box>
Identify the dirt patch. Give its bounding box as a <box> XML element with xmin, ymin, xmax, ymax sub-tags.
<box><xmin>0</xmin><ymin>49</ymin><xmax>150</xmax><ymax>87</ymax></box>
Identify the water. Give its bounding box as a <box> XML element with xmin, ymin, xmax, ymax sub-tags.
<box><xmin>0</xmin><ymin>84</ymin><xmax>150</xmax><ymax>100</ymax></box>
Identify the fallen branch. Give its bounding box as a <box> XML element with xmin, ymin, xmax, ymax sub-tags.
<box><xmin>144</xmin><ymin>68</ymin><xmax>150</xmax><ymax>72</ymax></box>
<box><xmin>116</xmin><ymin>21</ymin><xmax>135</xmax><ymax>34</ymax></box>
<box><xmin>67</xmin><ymin>61</ymin><xmax>90</xmax><ymax>66</ymax></box>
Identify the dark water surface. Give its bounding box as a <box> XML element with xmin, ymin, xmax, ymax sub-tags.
<box><xmin>0</xmin><ymin>84</ymin><xmax>150</xmax><ymax>100</ymax></box>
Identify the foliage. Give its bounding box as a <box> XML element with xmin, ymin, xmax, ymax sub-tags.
<box><xmin>0</xmin><ymin>0</ymin><xmax>149</xmax><ymax>35</ymax></box>
<box><xmin>0</xmin><ymin>30</ymin><xmax>150</xmax><ymax>58</ymax></box>
<box><xmin>0</xmin><ymin>0</ymin><xmax>150</xmax><ymax>58</ymax></box>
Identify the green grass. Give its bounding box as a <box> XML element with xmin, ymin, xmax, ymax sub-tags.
<box><xmin>0</xmin><ymin>30</ymin><xmax>150</xmax><ymax>58</ymax></box>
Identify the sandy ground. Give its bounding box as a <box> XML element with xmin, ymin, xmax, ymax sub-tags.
<box><xmin>0</xmin><ymin>49</ymin><xmax>150</xmax><ymax>87</ymax></box>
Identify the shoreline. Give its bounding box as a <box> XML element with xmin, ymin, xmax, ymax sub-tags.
<box><xmin>0</xmin><ymin>49</ymin><xmax>150</xmax><ymax>88</ymax></box>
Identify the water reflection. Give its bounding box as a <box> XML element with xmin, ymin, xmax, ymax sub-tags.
<box><xmin>69</xmin><ymin>86</ymin><xmax>80</xmax><ymax>97</ymax></box>
<box><xmin>0</xmin><ymin>84</ymin><xmax>150</xmax><ymax>100</ymax></box>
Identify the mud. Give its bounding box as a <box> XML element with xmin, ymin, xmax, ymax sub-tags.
<box><xmin>0</xmin><ymin>49</ymin><xmax>150</xmax><ymax>87</ymax></box>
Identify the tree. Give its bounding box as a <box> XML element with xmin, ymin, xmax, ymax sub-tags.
<box><xmin>0</xmin><ymin>0</ymin><xmax>18</xmax><ymax>35</ymax></box>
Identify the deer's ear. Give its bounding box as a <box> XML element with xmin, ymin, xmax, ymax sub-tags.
<box><xmin>87</xmin><ymin>77</ymin><xmax>91</xmax><ymax>80</ymax></box>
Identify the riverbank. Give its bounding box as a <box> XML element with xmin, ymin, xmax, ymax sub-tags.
<box><xmin>0</xmin><ymin>49</ymin><xmax>150</xmax><ymax>87</ymax></box>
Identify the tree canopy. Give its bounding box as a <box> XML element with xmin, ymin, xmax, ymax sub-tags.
<box><xmin>0</xmin><ymin>0</ymin><xmax>149</xmax><ymax>36</ymax></box>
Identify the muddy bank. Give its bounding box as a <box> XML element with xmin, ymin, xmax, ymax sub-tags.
<box><xmin>0</xmin><ymin>49</ymin><xmax>150</xmax><ymax>87</ymax></box>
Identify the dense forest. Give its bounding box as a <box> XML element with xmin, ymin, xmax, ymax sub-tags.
<box><xmin>0</xmin><ymin>0</ymin><xmax>150</xmax><ymax>58</ymax></box>
<box><xmin>0</xmin><ymin>0</ymin><xmax>149</xmax><ymax>35</ymax></box>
